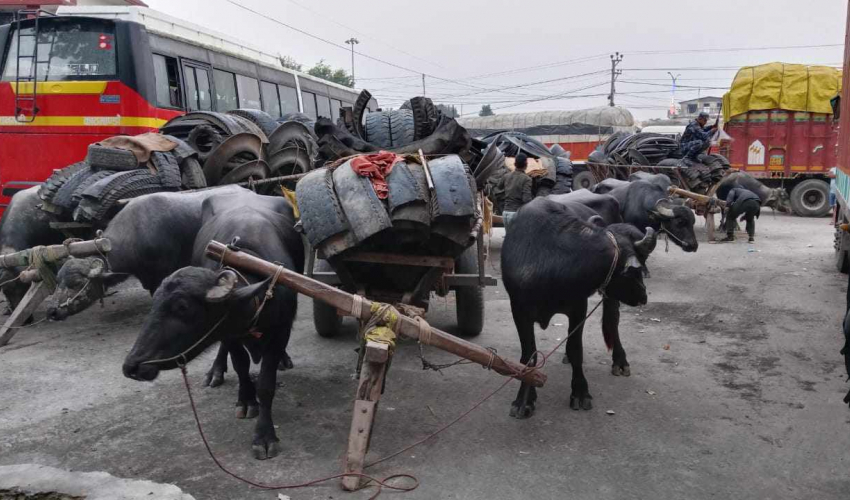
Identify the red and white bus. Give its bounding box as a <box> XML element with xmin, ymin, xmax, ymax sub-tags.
<box><xmin>0</xmin><ymin>5</ymin><xmax>374</xmax><ymax>210</ymax></box>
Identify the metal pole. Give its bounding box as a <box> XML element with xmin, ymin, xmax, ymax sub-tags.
<box><xmin>667</xmin><ymin>71</ymin><xmax>680</xmax><ymax>117</ymax></box>
<box><xmin>345</xmin><ymin>37</ymin><xmax>359</xmax><ymax>86</ymax></box>
<box><xmin>422</xmin><ymin>73</ymin><xmax>426</xmax><ymax>96</ymax></box>
<box><xmin>608</xmin><ymin>52</ymin><xmax>623</xmax><ymax>107</ymax></box>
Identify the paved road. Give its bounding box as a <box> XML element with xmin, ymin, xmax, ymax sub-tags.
<box><xmin>1</xmin><ymin>213</ymin><xmax>848</xmax><ymax>499</ymax></box>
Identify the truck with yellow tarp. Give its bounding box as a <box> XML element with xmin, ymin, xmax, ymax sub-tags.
<box><xmin>720</xmin><ymin>62</ymin><xmax>841</xmax><ymax>217</ymax></box>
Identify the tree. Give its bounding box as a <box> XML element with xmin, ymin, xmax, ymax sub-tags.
<box><xmin>479</xmin><ymin>104</ymin><xmax>494</xmax><ymax>117</ymax></box>
<box><xmin>435</xmin><ymin>103</ymin><xmax>458</xmax><ymax>118</ymax></box>
<box><xmin>307</xmin><ymin>60</ymin><xmax>354</xmax><ymax>88</ymax></box>
<box><xmin>279</xmin><ymin>55</ymin><xmax>302</xmax><ymax>72</ymax></box>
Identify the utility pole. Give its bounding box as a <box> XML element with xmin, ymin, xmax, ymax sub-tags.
<box><xmin>345</xmin><ymin>37</ymin><xmax>359</xmax><ymax>86</ymax></box>
<box><xmin>422</xmin><ymin>74</ymin><xmax>426</xmax><ymax>96</ymax></box>
<box><xmin>667</xmin><ymin>71</ymin><xmax>680</xmax><ymax>117</ymax></box>
<box><xmin>608</xmin><ymin>52</ymin><xmax>623</xmax><ymax>107</ymax></box>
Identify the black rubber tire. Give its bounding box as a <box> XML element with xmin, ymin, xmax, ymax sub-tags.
<box><xmin>86</xmin><ymin>144</ymin><xmax>139</xmax><ymax>171</ymax></box>
<box><xmin>454</xmin><ymin>245</ymin><xmax>484</xmax><ymax>338</ymax></box>
<box><xmin>790</xmin><ymin>179</ymin><xmax>830</xmax><ymax>217</ymax></box>
<box><xmin>187</xmin><ymin>124</ymin><xmax>225</xmax><ymax>162</ymax></box>
<box><xmin>364</xmin><ymin>112</ymin><xmax>392</xmax><ymax>148</ymax></box>
<box><xmin>410</xmin><ymin>96</ymin><xmax>437</xmax><ymax>140</ymax></box>
<box><xmin>573</xmin><ymin>170</ymin><xmax>597</xmax><ymax>191</ymax></box>
<box><xmin>180</xmin><ymin>157</ymin><xmax>207</xmax><ymax>189</ymax></box>
<box><xmin>351</xmin><ymin>90</ymin><xmax>372</xmax><ymax>139</ymax></box>
<box><xmin>836</xmin><ymin>227</ymin><xmax>850</xmax><ymax>273</ymax></box>
<box><xmin>38</xmin><ymin>161</ymin><xmax>89</xmax><ymax>203</ymax></box>
<box><xmin>313</xmin><ymin>260</ymin><xmax>343</xmax><ymax>338</ymax></box>
<box><xmin>76</xmin><ymin>171</ymin><xmax>166</xmax><ymax>222</ymax></box>
<box><xmin>389</xmin><ymin>109</ymin><xmax>415</xmax><ymax>148</ymax></box>
<box><xmin>227</xmin><ymin>109</ymin><xmax>279</xmax><ymax>137</ymax></box>
<box><xmin>150</xmin><ymin>152</ymin><xmax>182</xmax><ymax>189</ymax></box>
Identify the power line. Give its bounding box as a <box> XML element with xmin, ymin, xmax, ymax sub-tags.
<box><xmin>628</xmin><ymin>43</ymin><xmax>842</xmax><ymax>56</ymax></box>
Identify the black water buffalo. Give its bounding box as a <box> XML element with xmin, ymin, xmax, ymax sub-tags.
<box><xmin>0</xmin><ymin>187</ymin><xmax>65</xmax><ymax>309</ymax></box>
<box><xmin>122</xmin><ymin>190</ymin><xmax>304</xmax><ymax>459</ymax></box>
<box><xmin>607</xmin><ymin>180</ymin><xmax>698</xmax><ymax>252</ymax></box>
<box><xmin>628</xmin><ymin>171</ymin><xmax>672</xmax><ymax>190</ymax></box>
<box><xmin>590</xmin><ymin>178</ymin><xmax>630</xmax><ymax>195</ymax></box>
<box><xmin>716</xmin><ymin>171</ymin><xmax>791</xmax><ymax>213</ymax></box>
<box><xmin>503</xmin><ymin>197</ymin><xmax>657</xmax><ymax>418</ymax></box>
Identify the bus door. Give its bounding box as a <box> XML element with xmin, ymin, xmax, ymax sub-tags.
<box><xmin>181</xmin><ymin>60</ymin><xmax>212</xmax><ymax>112</ymax></box>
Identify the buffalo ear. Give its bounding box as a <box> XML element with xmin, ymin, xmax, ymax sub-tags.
<box><xmin>206</xmin><ymin>270</ymin><xmax>238</xmax><ymax>302</ymax></box>
<box><xmin>651</xmin><ymin>199</ymin><xmax>675</xmax><ymax>220</ymax></box>
<box><xmin>87</xmin><ymin>259</ymin><xmax>105</xmax><ymax>279</ymax></box>
<box><xmin>624</xmin><ymin>255</ymin><xmax>642</xmax><ymax>271</ymax></box>
<box><xmin>588</xmin><ymin>215</ymin><xmax>606</xmax><ymax>228</ymax></box>
<box><xmin>228</xmin><ymin>277</ymin><xmax>272</xmax><ymax>305</ymax></box>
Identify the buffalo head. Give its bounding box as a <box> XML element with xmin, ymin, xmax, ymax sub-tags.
<box><xmin>605</xmin><ymin>225</ymin><xmax>658</xmax><ymax>307</ymax></box>
<box><xmin>649</xmin><ymin>199</ymin><xmax>699</xmax><ymax>252</ymax></box>
<box><xmin>122</xmin><ymin>267</ymin><xmax>268</xmax><ymax>382</ymax></box>
<box><xmin>46</xmin><ymin>257</ymin><xmax>114</xmax><ymax>320</ymax></box>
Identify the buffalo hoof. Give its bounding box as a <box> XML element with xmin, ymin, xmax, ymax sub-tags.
<box><xmin>278</xmin><ymin>352</ymin><xmax>294</xmax><ymax>371</ymax></box>
<box><xmin>203</xmin><ymin>368</ymin><xmax>225</xmax><ymax>388</ymax></box>
<box><xmin>509</xmin><ymin>401</ymin><xmax>535</xmax><ymax>419</ymax></box>
<box><xmin>611</xmin><ymin>364</ymin><xmax>631</xmax><ymax>377</ymax></box>
<box><xmin>235</xmin><ymin>403</ymin><xmax>259</xmax><ymax>419</ymax></box>
<box><xmin>252</xmin><ymin>438</ymin><xmax>281</xmax><ymax>460</ymax></box>
<box><xmin>570</xmin><ymin>394</ymin><xmax>593</xmax><ymax>411</ymax></box>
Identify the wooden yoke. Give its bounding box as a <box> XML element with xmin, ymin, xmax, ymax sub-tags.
<box><xmin>668</xmin><ymin>186</ymin><xmax>726</xmax><ymax>209</ymax></box>
<box><xmin>205</xmin><ymin>240</ymin><xmax>546</xmax><ymax>388</ymax></box>
<box><xmin>0</xmin><ymin>237</ymin><xmax>112</xmax><ymax>347</ymax></box>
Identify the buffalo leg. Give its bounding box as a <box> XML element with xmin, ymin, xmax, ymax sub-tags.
<box><xmin>252</xmin><ymin>336</ymin><xmax>282</xmax><ymax>460</ymax></box>
<box><xmin>203</xmin><ymin>342</ymin><xmax>228</xmax><ymax>388</ymax></box>
<box><xmin>229</xmin><ymin>342</ymin><xmax>259</xmax><ymax>420</ymax></box>
<box><xmin>278</xmin><ymin>348</ymin><xmax>294</xmax><ymax>371</ymax></box>
<box><xmin>603</xmin><ymin>297</ymin><xmax>630</xmax><ymax>376</ymax></box>
<box><xmin>510</xmin><ymin>305</ymin><xmax>538</xmax><ymax>419</ymax></box>
<box><xmin>567</xmin><ymin>300</ymin><xmax>592</xmax><ymax>411</ymax></box>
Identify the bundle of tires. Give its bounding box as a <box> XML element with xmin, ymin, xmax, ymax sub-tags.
<box><xmin>160</xmin><ymin>109</ymin><xmax>317</xmax><ymax>191</ymax></box>
<box><xmin>37</xmin><ymin>138</ymin><xmax>199</xmax><ymax>223</ymax></box>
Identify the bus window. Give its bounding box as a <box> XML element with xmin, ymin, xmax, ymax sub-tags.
<box><xmin>183</xmin><ymin>64</ymin><xmax>212</xmax><ymax>111</ymax></box>
<box><xmin>301</xmin><ymin>91</ymin><xmax>317</xmax><ymax>120</ymax></box>
<box><xmin>236</xmin><ymin>74</ymin><xmax>261</xmax><ymax>109</ymax></box>
<box><xmin>214</xmin><ymin>69</ymin><xmax>238</xmax><ymax>112</ymax></box>
<box><xmin>153</xmin><ymin>54</ymin><xmax>182</xmax><ymax>108</ymax></box>
<box><xmin>279</xmin><ymin>85</ymin><xmax>298</xmax><ymax>115</ymax></box>
<box><xmin>317</xmin><ymin>95</ymin><xmax>331</xmax><ymax>119</ymax></box>
<box><xmin>260</xmin><ymin>81</ymin><xmax>281</xmax><ymax>118</ymax></box>
<box><xmin>1</xmin><ymin>20</ymin><xmax>117</xmax><ymax>81</ymax></box>
<box><xmin>331</xmin><ymin>99</ymin><xmax>343</xmax><ymax>120</ymax></box>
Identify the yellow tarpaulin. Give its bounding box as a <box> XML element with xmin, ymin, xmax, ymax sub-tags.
<box><xmin>722</xmin><ymin>62</ymin><xmax>842</xmax><ymax>121</ymax></box>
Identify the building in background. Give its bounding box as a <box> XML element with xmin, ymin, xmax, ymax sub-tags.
<box><xmin>677</xmin><ymin>96</ymin><xmax>723</xmax><ymax>120</ymax></box>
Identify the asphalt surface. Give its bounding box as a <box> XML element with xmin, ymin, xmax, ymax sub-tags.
<box><xmin>1</xmin><ymin>212</ymin><xmax>848</xmax><ymax>500</ymax></box>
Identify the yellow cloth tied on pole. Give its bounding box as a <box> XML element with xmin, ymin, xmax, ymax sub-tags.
<box><xmin>281</xmin><ymin>186</ymin><xmax>300</xmax><ymax>219</ymax></box>
<box><xmin>722</xmin><ymin>62</ymin><xmax>842</xmax><ymax>122</ymax></box>
<box><xmin>362</xmin><ymin>302</ymin><xmax>399</xmax><ymax>349</ymax></box>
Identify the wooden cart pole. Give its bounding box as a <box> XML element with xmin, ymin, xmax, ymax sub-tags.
<box><xmin>205</xmin><ymin>240</ymin><xmax>546</xmax><ymax>387</ymax></box>
<box><xmin>0</xmin><ymin>237</ymin><xmax>111</xmax><ymax>347</ymax></box>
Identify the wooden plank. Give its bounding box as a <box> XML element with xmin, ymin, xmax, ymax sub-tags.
<box><xmin>342</xmin><ymin>251</ymin><xmax>454</xmax><ymax>269</ymax></box>
<box><xmin>0</xmin><ymin>281</ymin><xmax>53</xmax><ymax>347</ymax></box>
<box><xmin>206</xmin><ymin>240</ymin><xmax>546</xmax><ymax>388</ymax></box>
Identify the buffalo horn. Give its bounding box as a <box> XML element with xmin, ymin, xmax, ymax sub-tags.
<box><xmin>206</xmin><ymin>270</ymin><xmax>238</xmax><ymax>302</ymax></box>
<box><xmin>625</xmin><ymin>255</ymin><xmax>642</xmax><ymax>270</ymax></box>
<box><xmin>635</xmin><ymin>227</ymin><xmax>657</xmax><ymax>256</ymax></box>
<box><xmin>653</xmin><ymin>200</ymin><xmax>675</xmax><ymax>218</ymax></box>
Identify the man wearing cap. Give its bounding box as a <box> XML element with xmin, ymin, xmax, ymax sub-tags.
<box><xmin>499</xmin><ymin>153</ymin><xmax>533</xmax><ymax>230</ymax></box>
<box><xmin>680</xmin><ymin>111</ymin><xmax>718</xmax><ymax>160</ymax></box>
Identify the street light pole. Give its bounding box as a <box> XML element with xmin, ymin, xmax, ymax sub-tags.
<box><xmin>667</xmin><ymin>72</ymin><xmax>680</xmax><ymax>117</ymax></box>
<box><xmin>345</xmin><ymin>37</ymin><xmax>359</xmax><ymax>86</ymax></box>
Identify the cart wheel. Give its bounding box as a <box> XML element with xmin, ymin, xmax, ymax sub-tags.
<box><xmin>454</xmin><ymin>246</ymin><xmax>484</xmax><ymax>337</ymax></box>
<box><xmin>573</xmin><ymin>170</ymin><xmax>596</xmax><ymax>191</ymax></box>
<box><xmin>313</xmin><ymin>260</ymin><xmax>343</xmax><ymax>338</ymax></box>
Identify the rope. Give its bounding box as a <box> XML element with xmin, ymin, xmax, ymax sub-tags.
<box><xmin>29</xmin><ymin>246</ymin><xmax>57</xmax><ymax>290</ymax></box>
<box><xmin>4</xmin><ymin>317</ymin><xmax>47</xmax><ymax>329</ymax></box>
<box><xmin>139</xmin><ymin>312</ymin><xmax>230</xmax><ymax>367</ymax></box>
<box><xmin>599</xmin><ymin>232</ymin><xmax>620</xmax><ymax>297</ymax></box>
<box><xmin>350</xmin><ymin>294</ymin><xmax>364</xmax><ymax>319</ymax></box>
<box><xmin>177</xmin><ymin>365</ymin><xmax>418</xmax><ymax>499</ymax></box>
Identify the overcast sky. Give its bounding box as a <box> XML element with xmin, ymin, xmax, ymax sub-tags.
<box><xmin>144</xmin><ymin>0</ymin><xmax>846</xmax><ymax>121</ymax></box>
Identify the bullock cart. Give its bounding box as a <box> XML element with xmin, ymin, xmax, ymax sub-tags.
<box><xmin>206</xmin><ymin>239</ymin><xmax>543</xmax><ymax>491</ymax></box>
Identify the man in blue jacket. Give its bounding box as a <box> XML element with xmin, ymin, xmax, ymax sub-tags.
<box><xmin>680</xmin><ymin>112</ymin><xmax>718</xmax><ymax>160</ymax></box>
<box><xmin>721</xmin><ymin>187</ymin><xmax>760</xmax><ymax>243</ymax></box>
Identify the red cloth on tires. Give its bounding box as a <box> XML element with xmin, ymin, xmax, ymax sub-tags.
<box><xmin>349</xmin><ymin>152</ymin><xmax>404</xmax><ymax>199</ymax></box>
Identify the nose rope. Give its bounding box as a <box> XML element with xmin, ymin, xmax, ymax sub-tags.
<box><xmin>139</xmin><ymin>312</ymin><xmax>231</xmax><ymax>367</ymax></box>
<box><xmin>58</xmin><ymin>279</ymin><xmax>93</xmax><ymax>309</ymax></box>
<box><xmin>658</xmin><ymin>224</ymin><xmax>688</xmax><ymax>251</ymax></box>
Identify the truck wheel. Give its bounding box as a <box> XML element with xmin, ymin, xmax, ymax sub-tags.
<box><xmin>573</xmin><ymin>170</ymin><xmax>596</xmax><ymax>190</ymax></box>
<box><xmin>790</xmin><ymin>179</ymin><xmax>830</xmax><ymax>217</ymax></box>
<box><xmin>836</xmin><ymin>227</ymin><xmax>850</xmax><ymax>273</ymax></box>
<box><xmin>454</xmin><ymin>245</ymin><xmax>484</xmax><ymax>338</ymax></box>
<box><xmin>313</xmin><ymin>259</ymin><xmax>343</xmax><ymax>338</ymax></box>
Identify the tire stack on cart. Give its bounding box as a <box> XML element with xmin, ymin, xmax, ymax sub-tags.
<box><xmin>37</xmin><ymin>109</ymin><xmax>318</xmax><ymax>226</ymax></box>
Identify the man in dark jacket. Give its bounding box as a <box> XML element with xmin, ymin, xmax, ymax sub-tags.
<box><xmin>721</xmin><ymin>186</ymin><xmax>761</xmax><ymax>243</ymax></box>
<box><xmin>680</xmin><ymin>111</ymin><xmax>718</xmax><ymax>160</ymax></box>
<box><xmin>499</xmin><ymin>153</ymin><xmax>533</xmax><ymax>228</ymax></box>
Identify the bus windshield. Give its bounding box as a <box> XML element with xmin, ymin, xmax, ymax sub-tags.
<box><xmin>1</xmin><ymin>19</ymin><xmax>117</xmax><ymax>81</ymax></box>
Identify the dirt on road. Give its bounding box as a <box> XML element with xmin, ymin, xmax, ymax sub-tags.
<box><xmin>1</xmin><ymin>212</ymin><xmax>848</xmax><ymax>499</ymax></box>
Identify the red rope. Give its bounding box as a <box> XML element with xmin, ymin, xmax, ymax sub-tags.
<box><xmin>178</xmin><ymin>365</ymin><xmax>418</xmax><ymax>499</ymax></box>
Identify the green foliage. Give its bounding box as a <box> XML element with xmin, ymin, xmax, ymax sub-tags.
<box><xmin>479</xmin><ymin>104</ymin><xmax>494</xmax><ymax>117</ymax></box>
<box><xmin>279</xmin><ymin>55</ymin><xmax>302</xmax><ymax>71</ymax></box>
<box><xmin>308</xmin><ymin>60</ymin><xmax>354</xmax><ymax>88</ymax></box>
